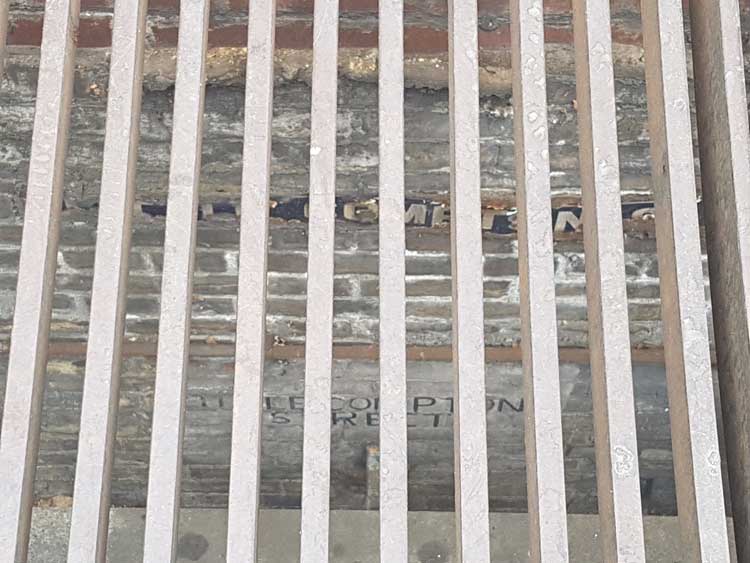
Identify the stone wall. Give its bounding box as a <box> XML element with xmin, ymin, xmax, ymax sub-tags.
<box><xmin>6</xmin><ymin>0</ymin><xmax>726</xmax><ymax>208</ymax></box>
<box><xmin>0</xmin><ymin>355</ymin><xmax>688</xmax><ymax>515</ymax></box>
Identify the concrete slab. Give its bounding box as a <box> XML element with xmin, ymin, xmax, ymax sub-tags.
<box><xmin>28</xmin><ymin>508</ymin><xmax>736</xmax><ymax>562</ymax></box>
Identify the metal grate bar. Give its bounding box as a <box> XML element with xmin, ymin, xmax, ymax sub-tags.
<box><xmin>225</xmin><ymin>0</ymin><xmax>277</xmax><ymax>560</ymax></box>
<box><xmin>2</xmin><ymin>1</ymin><xmax>746</xmax><ymax>560</ymax></box>
<box><xmin>298</xmin><ymin>0</ymin><xmax>339</xmax><ymax>559</ymax></box>
<box><xmin>510</xmin><ymin>0</ymin><xmax>570</xmax><ymax>560</ymax></box>
<box><xmin>447</xmin><ymin>0</ymin><xmax>491</xmax><ymax>561</ymax></box>
<box><xmin>142</xmin><ymin>0</ymin><xmax>210</xmax><ymax>560</ymax></box>
<box><xmin>640</xmin><ymin>0</ymin><xmax>732</xmax><ymax>559</ymax></box>
<box><xmin>66</xmin><ymin>1</ymin><xmax>148</xmax><ymax>560</ymax></box>
<box><xmin>0</xmin><ymin>0</ymin><xmax>8</xmax><ymax>69</ymax></box>
<box><xmin>0</xmin><ymin>1</ymin><xmax>80</xmax><ymax>561</ymax></box>
<box><xmin>571</xmin><ymin>0</ymin><xmax>645</xmax><ymax>560</ymax></box>
<box><xmin>378</xmin><ymin>0</ymin><xmax>408</xmax><ymax>559</ymax></box>
<box><xmin>690</xmin><ymin>2</ymin><xmax>750</xmax><ymax>560</ymax></box>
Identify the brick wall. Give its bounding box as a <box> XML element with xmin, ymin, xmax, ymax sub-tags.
<box><xmin>0</xmin><ymin>215</ymin><xmax>672</xmax><ymax>349</ymax></box>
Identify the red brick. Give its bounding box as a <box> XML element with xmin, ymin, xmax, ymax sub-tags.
<box><xmin>8</xmin><ymin>16</ymin><xmax>112</xmax><ymax>48</ymax></box>
<box><xmin>611</xmin><ymin>26</ymin><xmax>643</xmax><ymax>47</ymax></box>
<box><xmin>7</xmin><ymin>18</ymin><xmax>43</xmax><ymax>46</ymax></box>
<box><xmin>1</xmin><ymin>8</ymin><xmax>666</xmax><ymax>52</ymax></box>
<box><xmin>477</xmin><ymin>0</ymin><xmax>571</xmax><ymax>13</ymax></box>
<box><xmin>274</xmin><ymin>0</ymin><xmax>378</xmax><ymax>12</ymax></box>
<box><xmin>17</xmin><ymin>0</ymin><xmax>750</xmax><ymax>18</ymax></box>
<box><xmin>404</xmin><ymin>26</ymin><xmax>447</xmax><ymax>54</ymax></box>
<box><xmin>80</xmin><ymin>0</ymin><xmax>113</xmax><ymax>8</ymax></box>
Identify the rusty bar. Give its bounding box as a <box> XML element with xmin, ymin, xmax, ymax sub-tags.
<box><xmin>378</xmin><ymin>0</ymin><xmax>408</xmax><ymax>559</ymax></box>
<box><xmin>690</xmin><ymin>1</ymin><xmax>750</xmax><ymax>559</ymax></box>
<box><xmin>446</xmin><ymin>0</ymin><xmax>491</xmax><ymax>560</ymax></box>
<box><xmin>640</xmin><ymin>0</ymin><xmax>732</xmax><ymax>559</ymax></box>
<box><xmin>142</xmin><ymin>0</ymin><xmax>210</xmax><ymax>561</ymax></box>
<box><xmin>510</xmin><ymin>0</ymin><xmax>570</xmax><ymax>560</ymax></box>
<box><xmin>0</xmin><ymin>0</ymin><xmax>80</xmax><ymax>560</ymax></box>
<box><xmin>571</xmin><ymin>0</ymin><xmax>645</xmax><ymax>560</ymax></box>
<box><xmin>66</xmin><ymin>1</ymin><xmax>148</xmax><ymax>560</ymax></box>
<box><xmin>298</xmin><ymin>0</ymin><xmax>339</xmax><ymax>560</ymax></box>
<box><xmin>225</xmin><ymin>0</ymin><xmax>277</xmax><ymax>560</ymax></box>
<box><xmin>0</xmin><ymin>0</ymin><xmax>8</xmax><ymax>69</ymax></box>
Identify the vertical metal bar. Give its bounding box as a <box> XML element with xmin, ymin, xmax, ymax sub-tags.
<box><xmin>571</xmin><ymin>0</ymin><xmax>645</xmax><ymax>560</ymax></box>
<box><xmin>0</xmin><ymin>1</ymin><xmax>79</xmax><ymax>561</ymax></box>
<box><xmin>66</xmin><ymin>2</ymin><xmax>148</xmax><ymax>560</ymax></box>
<box><xmin>142</xmin><ymin>1</ymin><xmax>210</xmax><ymax>561</ymax></box>
<box><xmin>0</xmin><ymin>0</ymin><xmax>8</xmax><ymax>71</ymax></box>
<box><xmin>446</xmin><ymin>0</ymin><xmax>491</xmax><ymax>561</ymax></box>
<box><xmin>225</xmin><ymin>0</ymin><xmax>276</xmax><ymax>560</ymax></box>
<box><xmin>378</xmin><ymin>0</ymin><xmax>408</xmax><ymax>559</ymax></box>
<box><xmin>510</xmin><ymin>0</ymin><xmax>570</xmax><ymax>560</ymax></box>
<box><xmin>640</xmin><ymin>0</ymin><xmax>732</xmax><ymax>560</ymax></box>
<box><xmin>298</xmin><ymin>0</ymin><xmax>339</xmax><ymax>560</ymax></box>
<box><xmin>691</xmin><ymin>2</ymin><xmax>750</xmax><ymax>560</ymax></box>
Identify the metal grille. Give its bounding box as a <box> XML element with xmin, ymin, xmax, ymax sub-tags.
<box><xmin>1</xmin><ymin>0</ymin><xmax>749</xmax><ymax>561</ymax></box>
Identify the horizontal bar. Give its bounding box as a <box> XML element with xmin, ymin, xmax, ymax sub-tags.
<box><xmin>690</xmin><ymin>0</ymin><xmax>750</xmax><ymax>560</ymax></box>
<box><xmin>378</xmin><ymin>0</ymin><xmax>408</xmax><ymax>558</ymax></box>
<box><xmin>447</xmin><ymin>0</ymin><xmax>491</xmax><ymax>560</ymax></box>
<box><xmin>510</xmin><ymin>0</ymin><xmax>570</xmax><ymax>560</ymax></box>
<box><xmin>225</xmin><ymin>0</ymin><xmax>277</xmax><ymax>560</ymax></box>
<box><xmin>571</xmin><ymin>0</ymin><xmax>645</xmax><ymax>559</ymax></box>
<box><xmin>142</xmin><ymin>0</ymin><xmax>211</xmax><ymax>561</ymax></box>
<box><xmin>298</xmin><ymin>0</ymin><xmax>339</xmax><ymax>560</ymax></box>
<box><xmin>0</xmin><ymin>0</ymin><xmax>80</xmax><ymax>561</ymax></box>
<box><xmin>640</xmin><ymin>0</ymin><xmax>731</xmax><ymax>560</ymax></box>
<box><xmin>66</xmin><ymin>1</ymin><xmax>149</xmax><ymax>561</ymax></box>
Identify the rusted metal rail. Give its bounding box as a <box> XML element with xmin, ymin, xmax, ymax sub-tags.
<box><xmin>0</xmin><ymin>0</ymin><xmax>747</xmax><ymax>561</ymax></box>
<box><xmin>226</xmin><ymin>0</ymin><xmax>277</xmax><ymax>560</ymax></box>
<box><xmin>0</xmin><ymin>0</ymin><xmax>8</xmax><ymax>70</ymax></box>
<box><xmin>298</xmin><ymin>0</ymin><xmax>339</xmax><ymax>559</ymax></box>
<box><xmin>0</xmin><ymin>1</ymin><xmax>80</xmax><ymax>560</ymax></box>
<box><xmin>641</xmin><ymin>0</ymin><xmax>731</xmax><ymax>560</ymax></box>
<box><xmin>142</xmin><ymin>0</ymin><xmax>210</xmax><ymax>560</ymax></box>
<box><xmin>378</xmin><ymin>0</ymin><xmax>409</xmax><ymax>559</ymax></box>
<box><xmin>66</xmin><ymin>0</ymin><xmax>148</xmax><ymax>560</ymax></box>
<box><xmin>691</xmin><ymin>1</ymin><xmax>750</xmax><ymax>560</ymax></box>
<box><xmin>511</xmin><ymin>0</ymin><xmax>569</xmax><ymax>559</ymax></box>
<box><xmin>448</xmin><ymin>0</ymin><xmax>492</xmax><ymax>560</ymax></box>
<box><xmin>572</xmin><ymin>0</ymin><xmax>645</xmax><ymax>559</ymax></box>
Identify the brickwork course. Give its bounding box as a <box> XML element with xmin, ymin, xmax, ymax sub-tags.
<box><xmin>0</xmin><ymin>0</ymin><xmax>744</xmax><ymax>514</ymax></box>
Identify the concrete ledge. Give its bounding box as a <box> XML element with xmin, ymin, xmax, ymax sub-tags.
<box><xmin>28</xmin><ymin>508</ymin><xmax>736</xmax><ymax>562</ymax></box>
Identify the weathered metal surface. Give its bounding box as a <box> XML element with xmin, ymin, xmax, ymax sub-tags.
<box><xmin>691</xmin><ymin>2</ymin><xmax>750</xmax><ymax>560</ymax></box>
<box><xmin>640</xmin><ymin>0</ymin><xmax>732</xmax><ymax>560</ymax></box>
<box><xmin>226</xmin><ymin>0</ymin><xmax>276</xmax><ymax>560</ymax></box>
<box><xmin>66</xmin><ymin>1</ymin><xmax>148</xmax><ymax>560</ymax></box>
<box><xmin>2</xmin><ymin>0</ymin><xmax>745</xmax><ymax>559</ymax></box>
<box><xmin>510</xmin><ymin>0</ymin><xmax>570</xmax><ymax>560</ymax></box>
<box><xmin>0</xmin><ymin>0</ymin><xmax>80</xmax><ymax>561</ymax></box>
<box><xmin>378</xmin><ymin>0</ymin><xmax>409</xmax><ymax>560</ymax></box>
<box><xmin>571</xmin><ymin>0</ymin><xmax>645</xmax><ymax>560</ymax></box>
<box><xmin>298</xmin><ymin>0</ymin><xmax>339</xmax><ymax>559</ymax></box>
<box><xmin>447</xmin><ymin>0</ymin><xmax>491</xmax><ymax>561</ymax></box>
<box><xmin>0</xmin><ymin>0</ymin><xmax>8</xmax><ymax>70</ymax></box>
<box><xmin>142</xmin><ymin>0</ymin><xmax>210</xmax><ymax>561</ymax></box>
